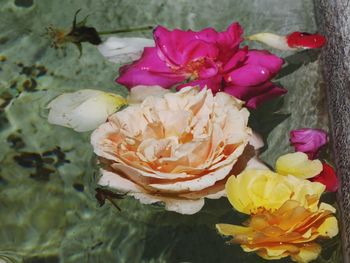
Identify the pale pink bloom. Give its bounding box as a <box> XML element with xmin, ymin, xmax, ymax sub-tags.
<box><xmin>91</xmin><ymin>87</ymin><xmax>262</xmax><ymax>214</ymax></box>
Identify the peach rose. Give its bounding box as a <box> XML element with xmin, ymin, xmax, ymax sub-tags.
<box><xmin>91</xmin><ymin>87</ymin><xmax>258</xmax><ymax>214</ymax></box>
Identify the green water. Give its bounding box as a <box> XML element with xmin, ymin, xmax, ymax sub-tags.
<box><xmin>0</xmin><ymin>0</ymin><xmax>336</xmax><ymax>262</ymax></box>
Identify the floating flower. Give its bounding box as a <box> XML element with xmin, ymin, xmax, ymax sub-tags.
<box><xmin>91</xmin><ymin>87</ymin><xmax>261</xmax><ymax>214</ymax></box>
<box><xmin>311</xmin><ymin>163</ymin><xmax>339</xmax><ymax>192</ymax></box>
<box><xmin>289</xmin><ymin>128</ymin><xmax>338</xmax><ymax>192</ymax></box>
<box><xmin>246</xmin><ymin>32</ymin><xmax>326</xmax><ymax>51</ymax></box>
<box><xmin>225</xmin><ymin>169</ymin><xmax>325</xmax><ymax>215</ymax></box>
<box><xmin>216</xmin><ymin>169</ymin><xmax>338</xmax><ymax>263</ymax></box>
<box><xmin>98</xmin><ymin>37</ymin><xmax>154</xmax><ymax>64</ymax></box>
<box><xmin>290</xmin><ymin>128</ymin><xmax>328</xmax><ymax>159</ymax></box>
<box><xmin>48</xmin><ymin>89</ymin><xmax>127</xmax><ymax>132</ymax></box>
<box><xmin>116</xmin><ymin>23</ymin><xmax>284</xmax><ymax>109</ymax></box>
<box><xmin>217</xmin><ymin>200</ymin><xmax>338</xmax><ymax>263</ymax></box>
<box><xmin>275</xmin><ymin>152</ymin><xmax>323</xmax><ymax>180</ymax></box>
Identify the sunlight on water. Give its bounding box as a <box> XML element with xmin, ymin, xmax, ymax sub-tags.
<box><xmin>0</xmin><ymin>0</ymin><xmax>335</xmax><ymax>262</ymax></box>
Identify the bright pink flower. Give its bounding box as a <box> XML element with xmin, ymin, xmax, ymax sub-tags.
<box><xmin>286</xmin><ymin>32</ymin><xmax>326</xmax><ymax>49</ymax></box>
<box><xmin>311</xmin><ymin>163</ymin><xmax>339</xmax><ymax>192</ymax></box>
<box><xmin>290</xmin><ymin>128</ymin><xmax>328</xmax><ymax>159</ymax></box>
<box><xmin>116</xmin><ymin>22</ymin><xmax>284</xmax><ymax>108</ymax></box>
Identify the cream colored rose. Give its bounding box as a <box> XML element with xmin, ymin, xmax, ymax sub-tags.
<box><xmin>91</xmin><ymin>87</ymin><xmax>256</xmax><ymax>214</ymax></box>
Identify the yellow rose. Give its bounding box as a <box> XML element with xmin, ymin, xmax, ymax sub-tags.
<box><xmin>217</xmin><ymin>199</ymin><xmax>338</xmax><ymax>263</ymax></box>
<box><xmin>225</xmin><ymin>170</ymin><xmax>325</xmax><ymax>215</ymax></box>
<box><xmin>91</xmin><ymin>87</ymin><xmax>259</xmax><ymax>214</ymax></box>
<box><xmin>216</xmin><ymin>155</ymin><xmax>338</xmax><ymax>263</ymax></box>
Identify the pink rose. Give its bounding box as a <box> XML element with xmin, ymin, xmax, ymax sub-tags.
<box><xmin>116</xmin><ymin>22</ymin><xmax>285</xmax><ymax>109</ymax></box>
<box><xmin>290</xmin><ymin>128</ymin><xmax>328</xmax><ymax>159</ymax></box>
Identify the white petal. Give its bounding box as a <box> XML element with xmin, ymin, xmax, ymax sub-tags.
<box><xmin>98</xmin><ymin>169</ymin><xmax>205</xmax><ymax>214</ymax></box>
<box><xmin>246</xmin><ymin>156</ymin><xmax>269</xmax><ymax>170</ymax></box>
<box><xmin>131</xmin><ymin>192</ymin><xmax>205</xmax><ymax>215</ymax></box>
<box><xmin>98</xmin><ymin>37</ymin><xmax>154</xmax><ymax>64</ymax></box>
<box><xmin>98</xmin><ymin>169</ymin><xmax>142</xmax><ymax>193</ymax></box>
<box><xmin>48</xmin><ymin>89</ymin><xmax>127</xmax><ymax>132</ymax></box>
<box><xmin>249</xmin><ymin>132</ymin><xmax>264</xmax><ymax>150</ymax></box>
<box><xmin>246</xmin><ymin>33</ymin><xmax>294</xmax><ymax>51</ymax></box>
<box><xmin>128</xmin><ymin>85</ymin><xmax>171</xmax><ymax>104</ymax></box>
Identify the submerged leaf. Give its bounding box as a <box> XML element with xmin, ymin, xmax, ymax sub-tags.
<box><xmin>275</xmin><ymin>49</ymin><xmax>320</xmax><ymax>79</ymax></box>
<box><xmin>248</xmin><ymin>96</ymin><xmax>290</xmax><ymax>152</ymax></box>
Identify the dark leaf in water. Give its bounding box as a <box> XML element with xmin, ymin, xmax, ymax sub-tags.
<box><xmin>14</xmin><ymin>152</ymin><xmax>43</xmax><ymax>168</ymax></box>
<box><xmin>0</xmin><ymin>91</ymin><xmax>13</xmax><ymax>108</ymax></box>
<box><xmin>42</xmin><ymin>157</ymin><xmax>55</xmax><ymax>164</ymax></box>
<box><xmin>23</xmin><ymin>255</ymin><xmax>59</xmax><ymax>263</ymax></box>
<box><xmin>30</xmin><ymin>166</ymin><xmax>55</xmax><ymax>181</ymax></box>
<box><xmin>19</xmin><ymin>64</ymin><xmax>48</xmax><ymax>78</ymax></box>
<box><xmin>73</xmin><ymin>183</ymin><xmax>84</xmax><ymax>192</ymax></box>
<box><xmin>90</xmin><ymin>241</ymin><xmax>104</xmax><ymax>250</ymax></box>
<box><xmin>7</xmin><ymin>133</ymin><xmax>25</xmax><ymax>149</ymax></box>
<box><xmin>14</xmin><ymin>0</ymin><xmax>33</xmax><ymax>8</ymax></box>
<box><xmin>275</xmin><ymin>49</ymin><xmax>320</xmax><ymax>80</ymax></box>
<box><xmin>22</xmin><ymin>78</ymin><xmax>38</xmax><ymax>92</ymax></box>
<box><xmin>0</xmin><ymin>175</ymin><xmax>7</xmax><ymax>186</ymax></box>
<box><xmin>43</xmin><ymin>146</ymin><xmax>70</xmax><ymax>167</ymax></box>
<box><xmin>248</xmin><ymin>96</ymin><xmax>290</xmax><ymax>152</ymax></box>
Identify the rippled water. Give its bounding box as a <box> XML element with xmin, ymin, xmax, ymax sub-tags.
<box><xmin>0</xmin><ymin>0</ymin><xmax>336</xmax><ymax>262</ymax></box>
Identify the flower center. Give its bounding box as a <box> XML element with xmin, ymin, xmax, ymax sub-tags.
<box><xmin>184</xmin><ymin>58</ymin><xmax>207</xmax><ymax>80</ymax></box>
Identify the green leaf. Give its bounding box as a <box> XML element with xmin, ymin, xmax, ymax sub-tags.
<box><xmin>275</xmin><ymin>49</ymin><xmax>320</xmax><ymax>80</ymax></box>
<box><xmin>248</xmin><ymin>96</ymin><xmax>290</xmax><ymax>152</ymax></box>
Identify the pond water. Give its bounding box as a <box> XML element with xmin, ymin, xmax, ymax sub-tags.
<box><xmin>0</xmin><ymin>0</ymin><xmax>338</xmax><ymax>262</ymax></box>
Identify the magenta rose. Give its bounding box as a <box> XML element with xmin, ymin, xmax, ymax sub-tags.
<box><xmin>290</xmin><ymin>128</ymin><xmax>328</xmax><ymax>159</ymax></box>
<box><xmin>116</xmin><ymin>22</ymin><xmax>285</xmax><ymax>109</ymax></box>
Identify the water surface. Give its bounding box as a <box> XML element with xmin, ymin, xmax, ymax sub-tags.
<box><xmin>0</xmin><ymin>0</ymin><xmax>333</xmax><ymax>262</ymax></box>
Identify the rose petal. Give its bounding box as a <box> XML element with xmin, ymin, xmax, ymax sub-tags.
<box><xmin>225</xmin><ymin>50</ymin><xmax>283</xmax><ymax>87</ymax></box>
<box><xmin>275</xmin><ymin>152</ymin><xmax>323</xmax><ymax>179</ymax></box>
<box><xmin>154</xmin><ymin>26</ymin><xmax>219</xmax><ymax>66</ymax></box>
<box><xmin>177</xmin><ymin>75</ymin><xmax>222</xmax><ymax>93</ymax></box>
<box><xmin>116</xmin><ymin>47</ymin><xmax>186</xmax><ymax>89</ymax></box>
<box><xmin>290</xmin><ymin>128</ymin><xmax>328</xmax><ymax>159</ymax></box>
<box><xmin>128</xmin><ymin>85</ymin><xmax>171</xmax><ymax>104</ymax></box>
<box><xmin>224</xmin><ymin>82</ymin><xmax>287</xmax><ymax>109</ymax></box>
<box><xmin>98</xmin><ymin>169</ymin><xmax>205</xmax><ymax>214</ymax></box>
<box><xmin>97</xmin><ymin>37</ymin><xmax>154</xmax><ymax>64</ymax></box>
<box><xmin>48</xmin><ymin>89</ymin><xmax>127</xmax><ymax>132</ymax></box>
<box><xmin>132</xmin><ymin>192</ymin><xmax>205</xmax><ymax>215</ymax></box>
<box><xmin>246</xmin><ymin>33</ymin><xmax>291</xmax><ymax>50</ymax></box>
<box><xmin>286</xmin><ymin>32</ymin><xmax>326</xmax><ymax>49</ymax></box>
<box><xmin>311</xmin><ymin>163</ymin><xmax>339</xmax><ymax>192</ymax></box>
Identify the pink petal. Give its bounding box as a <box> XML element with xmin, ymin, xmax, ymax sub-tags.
<box><xmin>225</xmin><ymin>50</ymin><xmax>283</xmax><ymax>87</ymax></box>
<box><xmin>198</xmin><ymin>58</ymin><xmax>219</xmax><ymax>79</ymax></box>
<box><xmin>223</xmin><ymin>48</ymin><xmax>248</xmax><ymax>72</ymax></box>
<box><xmin>116</xmin><ymin>47</ymin><xmax>185</xmax><ymax>89</ymax></box>
<box><xmin>311</xmin><ymin>163</ymin><xmax>338</xmax><ymax>192</ymax></box>
<box><xmin>216</xmin><ymin>22</ymin><xmax>244</xmax><ymax>63</ymax></box>
<box><xmin>154</xmin><ymin>26</ymin><xmax>219</xmax><ymax>67</ymax></box>
<box><xmin>290</xmin><ymin>128</ymin><xmax>328</xmax><ymax>159</ymax></box>
<box><xmin>224</xmin><ymin>82</ymin><xmax>287</xmax><ymax>109</ymax></box>
<box><xmin>177</xmin><ymin>75</ymin><xmax>222</xmax><ymax>93</ymax></box>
